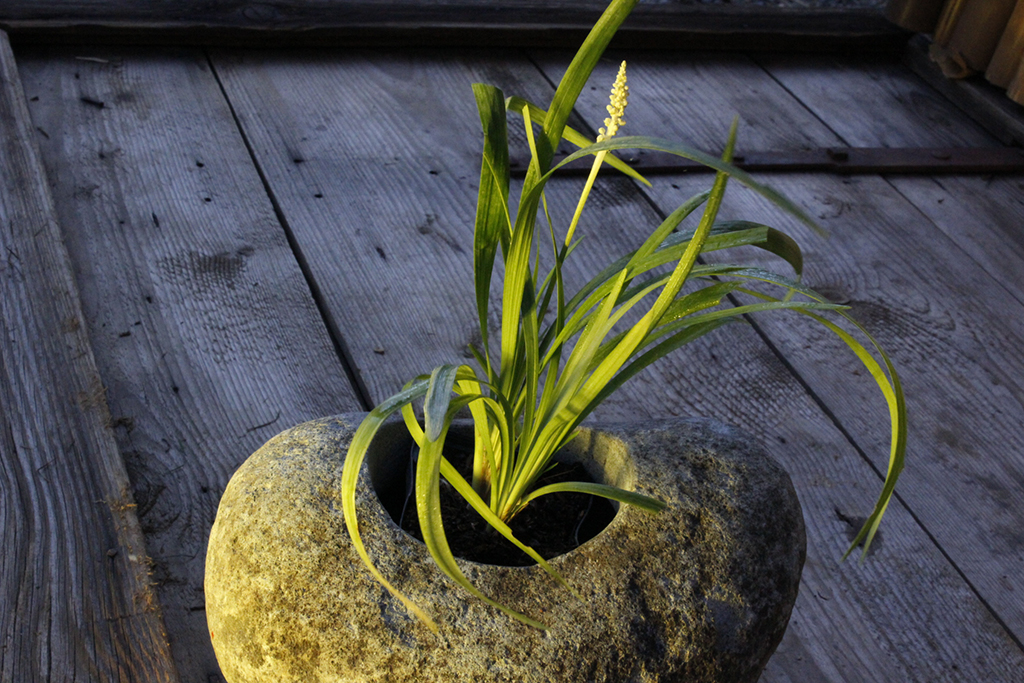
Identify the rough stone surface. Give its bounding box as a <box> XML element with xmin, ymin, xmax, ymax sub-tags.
<box><xmin>205</xmin><ymin>414</ymin><xmax>806</xmax><ymax>683</ymax></box>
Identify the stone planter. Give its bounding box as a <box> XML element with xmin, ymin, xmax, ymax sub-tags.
<box><xmin>205</xmin><ymin>414</ymin><xmax>805</xmax><ymax>683</ymax></box>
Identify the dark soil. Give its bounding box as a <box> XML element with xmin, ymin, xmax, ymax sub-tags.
<box><xmin>377</xmin><ymin>443</ymin><xmax>617</xmax><ymax>567</ymax></box>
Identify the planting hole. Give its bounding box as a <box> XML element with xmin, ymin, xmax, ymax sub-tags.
<box><xmin>367</xmin><ymin>422</ymin><xmax>622</xmax><ymax>566</ymax></box>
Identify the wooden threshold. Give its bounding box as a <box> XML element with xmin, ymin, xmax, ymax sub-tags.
<box><xmin>0</xmin><ymin>3</ymin><xmax>907</xmax><ymax>52</ymax></box>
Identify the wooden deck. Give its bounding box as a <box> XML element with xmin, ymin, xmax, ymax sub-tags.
<box><xmin>1</xmin><ymin>17</ymin><xmax>1024</xmax><ymax>683</ymax></box>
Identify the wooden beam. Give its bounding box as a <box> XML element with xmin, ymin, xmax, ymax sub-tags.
<box><xmin>515</xmin><ymin>146</ymin><xmax>1024</xmax><ymax>176</ymax></box>
<box><xmin>0</xmin><ymin>2</ymin><xmax>908</xmax><ymax>52</ymax></box>
<box><xmin>0</xmin><ymin>30</ymin><xmax>180</xmax><ymax>682</ymax></box>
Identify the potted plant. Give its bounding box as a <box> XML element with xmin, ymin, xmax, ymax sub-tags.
<box><xmin>205</xmin><ymin>1</ymin><xmax>905</xmax><ymax>680</ymax></box>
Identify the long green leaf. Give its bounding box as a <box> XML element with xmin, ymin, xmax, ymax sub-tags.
<box><xmin>545</xmin><ymin>219</ymin><xmax>783</xmax><ymax>357</ymax></box>
<box><xmin>531</xmin><ymin>122</ymin><xmax>740</xmax><ymax>468</ymax></box>
<box><xmin>805</xmin><ymin>311</ymin><xmax>906</xmax><ymax>560</ymax></box>
<box><xmin>507</xmin><ymin>268</ymin><xmax>628</xmax><ymax>515</ymax></box>
<box><xmin>438</xmin><ymin>456</ymin><xmax>579</xmax><ymax>599</ymax></box>
<box><xmin>531</xmin><ymin>129</ymin><xmax>734</xmax><ymax>472</ymax></box>
<box><xmin>713</xmin><ymin>221</ymin><xmax>803</xmax><ymax>277</ymax></box>
<box><xmin>520</xmin><ymin>480</ymin><xmax>666</xmax><ymax>513</ymax></box>
<box><xmin>586</xmin><ymin>122</ymin><xmax>739</xmax><ymax>385</ymax></box>
<box><xmin>558</xmin><ymin>190</ymin><xmax>708</xmax><ymax>319</ymax></box>
<box><xmin>506</xmin><ymin>95</ymin><xmax>650</xmax><ymax>185</ymax></box>
<box><xmin>652</xmin><ymin>300</ymin><xmax>847</xmax><ymax>342</ymax></box>
<box><xmin>542</xmin><ymin>0</ymin><xmax>640</xmax><ymax>167</ymax></box>
<box><xmin>416</xmin><ymin>408</ymin><xmax>548</xmax><ymax>629</ymax></box>
<box><xmin>520</xmin><ymin>275</ymin><xmax>541</xmax><ymax>452</ymax></box>
<box><xmin>424</xmin><ymin>365</ymin><xmax>461</xmax><ymax>442</ymax></box>
<box><xmin>628</xmin><ymin>192</ymin><xmax>711</xmax><ymax>269</ymax></box>
<box><xmin>719</xmin><ymin>267</ymin><xmax>840</xmax><ymax>303</ymax></box>
<box><xmin>456</xmin><ymin>375</ymin><xmax>498</xmax><ymax>495</ymax></box>
<box><xmin>548</xmin><ymin>270</ymin><xmax>629</xmax><ymax>417</ymax></box>
<box><xmin>499</xmin><ymin>114</ymin><xmax>542</xmax><ymax>396</ymax></box>
<box><xmin>706</xmin><ymin>285</ymin><xmax>906</xmax><ymax>558</ymax></box>
<box><xmin>566</xmin><ymin>319</ymin><xmax>736</xmax><ymax>434</ymax></box>
<box><xmin>502</xmin><ymin>0</ymin><xmax>639</xmax><ymax>398</ymax></box>
<box><xmin>583</xmin><ymin>280</ymin><xmax>745</xmax><ymax>371</ymax></box>
<box><xmin>554</xmin><ymin>273</ymin><xmax>673</xmax><ymax>375</ymax></box>
<box><xmin>472</xmin><ymin>83</ymin><xmax>511</xmax><ymax>375</ymax></box>
<box><xmin>341</xmin><ymin>380</ymin><xmax>435</xmax><ymax>631</ymax></box>
<box><xmin>538</xmin><ymin>135</ymin><xmax>823</xmax><ymax>236</ymax></box>
<box><xmin>554</xmin><ymin>216</ymin><xmax>794</xmax><ymax>340</ymax></box>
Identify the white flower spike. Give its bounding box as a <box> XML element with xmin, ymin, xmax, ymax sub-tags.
<box><xmin>566</xmin><ymin>61</ymin><xmax>630</xmax><ymax>246</ymax></box>
<box><xmin>598</xmin><ymin>61</ymin><xmax>628</xmax><ymax>142</ymax></box>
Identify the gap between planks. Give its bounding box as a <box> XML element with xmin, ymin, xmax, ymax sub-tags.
<box><xmin>204</xmin><ymin>49</ymin><xmax>375</xmax><ymax>412</ymax></box>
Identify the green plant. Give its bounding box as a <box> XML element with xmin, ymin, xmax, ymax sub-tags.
<box><xmin>341</xmin><ymin>0</ymin><xmax>905</xmax><ymax>632</ymax></box>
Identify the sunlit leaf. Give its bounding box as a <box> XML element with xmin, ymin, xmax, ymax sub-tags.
<box><xmin>521</xmin><ymin>480</ymin><xmax>666</xmax><ymax>513</ymax></box>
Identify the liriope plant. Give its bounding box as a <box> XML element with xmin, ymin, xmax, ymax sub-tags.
<box><xmin>342</xmin><ymin>0</ymin><xmax>905</xmax><ymax>632</ymax></box>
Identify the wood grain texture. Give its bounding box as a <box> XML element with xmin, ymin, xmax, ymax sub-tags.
<box><xmin>0</xmin><ymin>31</ymin><xmax>180</xmax><ymax>682</ymax></box>
<box><xmin>0</xmin><ymin>1</ymin><xmax>906</xmax><ymax>52</ymax></box>
<box><xmin>546</xmin><ymin>48</ymin><xmax>1024</xmax><ymax>662</ymax></box>
<box><xmin>754</xmin><ymin>52</ymin><xmax>1003</xmax><ymax>149</ymax></box>
<box><xmin>210</xmin><ymin>48</ymin><xmax>546</xmax><ymax>405</ymax></box>
<box><xmin>758</xmin><ymin>51</ymin><xmax>1024</xmax><ymax>308</ymax></box>
<box><xmin>15</xmin><ymin>46</ymin><xmax>362</xmax><ymax>681</ymax></box>
<box><xmin>217</xmin><ymin>47</ymin><xmax>1024</xmax><ymax>681</ymax></box>
<box><xmin>0</xmin><ymin>0</ymin><xmax>895</xmax><ymax>30</ymax></box>
<box><xmin>754</xmin><ymin>53</ymin><xmax>1024</xmax><ymax>643</ymax></box>
<box><xmin>903</xmin><ymin>35</ymin><xmax>1024</xmax><ymax>147</ymax></box>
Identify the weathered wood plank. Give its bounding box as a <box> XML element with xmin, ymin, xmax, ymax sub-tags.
<box><xmin>15</xmin><ymin>46</ymin><xmax>363</xmax><ymax>682</ymax></box>
<box><xmin>903</xmin><ymin>35</ymin><xmax>1024</xmax><ymax>147</ymax></box>
<box><xmin>873</xmin><ymin>172</ymin><xmax>1024</xmax><ymax>303</ymax></box>
<box><xmin>754</xmin><ymin>52</ymin><xmax>1003</xmax><ymax>149</ymax></box>
<box><xmin>758</xmin><ymin>51</ymin><xmax>1024</xmax><ymax>309</ymax></box>
<box><xmin>545</xmin><ymin>49</ymin><xmax>1024</xmax><ymax>656</ymax></box>
<box><xmin>0</xmin><ymin>2</ymin><xmax>906</xmax><ymax>51</ymax></box>
<box><xmin>214</xmin><ymin>48</ymin><xmax>1024</xmax><ymax>681</ymax></box>
<box><xmin>210</xmin><ymin>49</ymin><xmax>524</xmax><ymax>404</ymax></box>
<box><xmin>751</xmin><ymin>56</ymin><xmax>1024</xmax><ymax>648</ymax></box>
<box><xmin>0</xmin><ymin>31</ymin><xmax>180</xmax><ymax>682</ymax></box>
